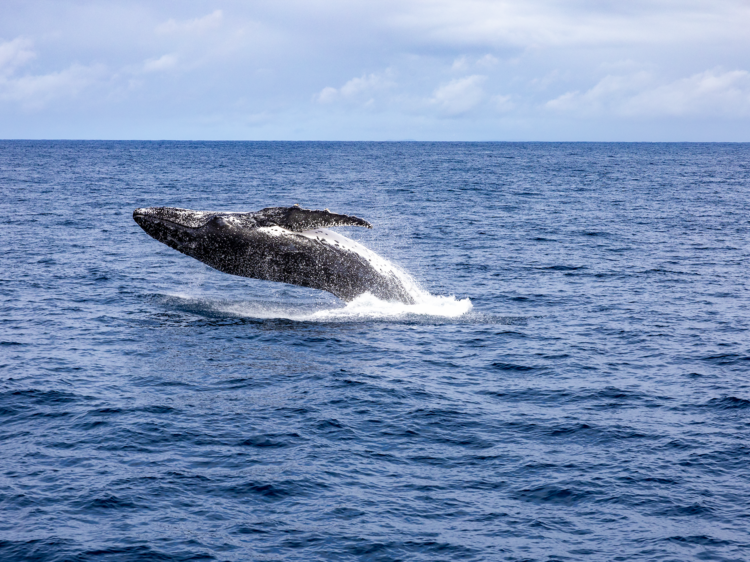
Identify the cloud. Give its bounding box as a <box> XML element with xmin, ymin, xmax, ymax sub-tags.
<box><xmin>316</xmin><ymin>71</ymin><xmax>395</xmax><ymax>104</ymax></box>
<box><xmin>317</xmin><ymin>70</ymin><xmax>505</xmax><ymax>119</ymax></box>
<box><xmin>451</xmin><ymin>54</ymin><xmax>497</xmax><ymax>72</ymax></box>
<box><xmin>476</xmin><ymin>54</ymin><xmax>499</xmax><ymax>68</ymax></box>
<box><xmin>156</xmin><ymin>10</ymin><xmax>223</xmax><ymax>35</ymax></box>
<box><xmin>0</xmin><ymin>38</ymin><xmax>35</xmax><ymax>76</ymax></box>
<box><xmin>317</xmin><ymin>86</ymin><xmax>338</xmax><ymax>104</ymax></box>
<box><xmin>2</xmin><ymin>1</ymin><xmax>750</xmax><ymax>138</ymax></box>
<box><xmin>546</xmin><ymin>68</ymin><xmax>750</xmax><ymax>117</ymax></box>
<box><xmin>429</xmin><ymin>75</ymin><xmax>487</xmax><ymax>116</ymax></box>
<box><xmin>545</xmin><ymin>72</ymin><xmax>650</xmax><ymax>112</ymax></box>
<box><xmin>451</xmin><ymin>57</ymin><xmax>468</xmax><ymax>72</ymax></box>
<box><xmin>0</xmin><ymin>63</ymin><xmax>106</xmax><ymax>109</ymax></box>
<box><xmin>388</xmin><ymin>0</ymin><xmax>750</xmax><ymax>50</ymax></box>
<box><xmin>624</xmin><ymin>69</ymin><xmax>750</xmax><ymax>117</ymax></box>
<box><xmin>492</xmin><ymin>94</ymin><xmax>513</xmax><ymax>112</ymax></box>
<box><xmin>143</xmin><ymin>54</ymin><xmax>178</xmax><ymax>73</ymax></box>
<box><xmin>0</xmin><ymin>37</ymin><xmax>106</xmax><ymax>109</ymax></box>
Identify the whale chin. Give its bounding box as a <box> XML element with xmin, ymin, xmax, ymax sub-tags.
<box><xmin>133</xmin><ymin>205</ymin><xmax>416</xmax><ymax>304</ymax></box>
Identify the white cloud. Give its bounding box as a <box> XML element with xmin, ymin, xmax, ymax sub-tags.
<box><xmin>0</xmin><ymin>38</ymin><xmax>35</xmax><ymax>76</ymax></box>
<box><xmin>316</xmin><ymin>71</ymin><xmax>395</xmax><ymax>104</ymax></box>
<box><xmin>545</xmin><ymin>72</ymin><xmax>651</xmax><ymax>112</ymax></box>
<box><xmin>2</xmin><ymin>1</ymin><xmax>750</xmax><ymax>138</ymax></box>
<box><xmin>430</xmin><ymin>74</ymin><xmax>487</xmax><ymax>116</ymax></box>
<box><xmin>317</xmin><ymin>86</ymin><xmax>338</xmax><ymax>104</ymax></box>
<box><xmin>528</xmin><ymin>70</ymin><xmax>562</xmax><ymax>92</ymax></box>
<box><xmin>143</xmin><ymin>54</ymin><xmax>178</xmax><ymax>73</ymax></box>
<box><xmin>156</xmin><ymin>10</ymin><xmax>223</xmax><ymax>35</ymax></box>
<box><xmin>317</xmin><ymin>70</ymin><xmax>501</xmax><ymax>119</ymax></box>
<box><xmin>476</xmin><ymin>54</ymin><xmax>499</xmax><ymax>68</ymax></box>
<box><xmin>0</xmin><ymin>63</ymin><xmax>106</xmax><ymax>109</ymax></box>
<box><xmin>545</xmin><ymin>90</ymin><xmax>578</xmax><ymax>111</ymax></box>
<box><xmin>0</xmin><ymin>37</ymin><xmax>106</xmax><ymax>109</ymax></box>
<box><xmin>388</xmin><ymin>0</ymin><xmax>750</xmax><ymax>49</ymax></box>
<box><xmin>451</xmin><ymin>57</ymin><xmax>468</xmax><ymax>72</ymax></box>
<box><xmin>451</xmin><ymin>54</ymin><xmax>497</xmax><ymax>72</ymax></box>
<box><xmin>546</xmin><ymin>68</ymin><xmax>750</xmax><ymax>117</ymax></box>
<box><xmin>492</xmin><ymin>94</ymin><xmax>513</xmax><ymax>112</ymax></box>
<box><xmin>624</xmin><ymin>69</ymin><xmax>750</xmax><ymax>117</ymax></box>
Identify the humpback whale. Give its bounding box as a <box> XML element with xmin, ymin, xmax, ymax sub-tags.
<box><xmin>133</xmin><ymin>205</ymin><xmax>416</xmax><ymax>304</ymax></box>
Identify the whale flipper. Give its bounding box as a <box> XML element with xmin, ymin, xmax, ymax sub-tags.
<box><xmin>253</xmin><ymin>207</ymin><xmax>372</xmax><ymax>231</ymax></box>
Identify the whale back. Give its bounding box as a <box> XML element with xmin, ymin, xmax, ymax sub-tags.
<box><xmin>253</xmin><ymin>207</ymin><xmax>372</xmax><ymax>231</ymax></box>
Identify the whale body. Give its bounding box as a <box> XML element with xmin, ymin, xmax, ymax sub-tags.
<box><xmin>133</xmin><ymin>205</ymin><xmax>416</xmax><ymax>304</ymax></box>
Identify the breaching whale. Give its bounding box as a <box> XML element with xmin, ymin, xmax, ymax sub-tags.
<box><xmin>133</xmin><ymin>205</ymin><xmax>416</xmax><ymax>304</ymax></box>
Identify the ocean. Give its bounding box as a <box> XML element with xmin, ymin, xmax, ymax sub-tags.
<box><xmin>1</xmin><ymin>141</ymin><xmax>749</xmax><ymax>561</ymax></box>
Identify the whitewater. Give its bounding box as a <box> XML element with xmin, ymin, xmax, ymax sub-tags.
<box><xmin>161</xmin><ymin>290</ymin><xmax>472</xmax><ymax>322</ymax></box>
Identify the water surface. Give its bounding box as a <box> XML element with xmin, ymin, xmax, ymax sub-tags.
<box><xmin>1</xmin><ymin>141</ymin><xmax>749</xmax><ymax>561</ymax></box>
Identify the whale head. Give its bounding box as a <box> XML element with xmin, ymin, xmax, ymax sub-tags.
<box><xmin>132</xmin><ymin>207</ymin><xmax>256</xmax><ymax>267</ymax></box>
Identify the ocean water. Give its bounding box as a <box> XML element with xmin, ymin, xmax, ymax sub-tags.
<box><xmin>1</xmin><ymin>141</ymin><xmax>749</xmax><ymax>562</ymax></box>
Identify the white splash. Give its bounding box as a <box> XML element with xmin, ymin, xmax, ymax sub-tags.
<box><xmin>163</xmin><ymin>290</ymin><xmax>472</xmax><ymax>322</ymax></box>
<box><xmin>163</xmin><ymin>227</ymin><xmax>472</xmax><ymax>321</ymax></box>
<box><xmin>309</xmin><ymin>291</ymin><xmax>472</xmax><ymax>321</ymax></box>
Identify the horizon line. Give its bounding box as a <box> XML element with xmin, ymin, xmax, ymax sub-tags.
<box><xmin>2</xmin><ymin>139</ymin><xmax>749</xmax><ymax>144</ymax></box>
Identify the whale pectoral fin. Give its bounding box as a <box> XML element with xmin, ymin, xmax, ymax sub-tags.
<box><xmin>254</xmin><ymin>206</ymin><xmax>372</xmax><ymax>232</ymax></box>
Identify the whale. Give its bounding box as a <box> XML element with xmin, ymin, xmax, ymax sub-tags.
<box><xmin>133</xmin><ymin>205</ymin><xmax>416</xmax><ymax>304</ymax></box>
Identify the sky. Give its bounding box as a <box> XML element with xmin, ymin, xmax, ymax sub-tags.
<box><xmin>1</xmin><ymin>0</ymin><xmax>749</xmax><ymax>141</ymax></box>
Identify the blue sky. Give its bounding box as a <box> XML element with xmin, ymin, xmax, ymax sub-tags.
<box><xmin>2</xmin><ymin>0</ymin><xmax>749</xmax><ymax>140</ymax></box>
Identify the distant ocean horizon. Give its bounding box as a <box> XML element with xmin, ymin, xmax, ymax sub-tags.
<box><xmin>4</xmin><ymin>139</ymin><xmax>750</xmax><ymax>143</ymax></box>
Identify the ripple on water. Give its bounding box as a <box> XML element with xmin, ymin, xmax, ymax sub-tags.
<box><xmin>2</xmin><ymin>141</ymin><xmax>750</xmax><ymax>562</ymax></box>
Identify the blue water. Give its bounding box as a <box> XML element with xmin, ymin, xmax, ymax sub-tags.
<box><xmin>1</xmin><ymin>141</ymin><xmax>749</xmax><ymax>562</ymax></box>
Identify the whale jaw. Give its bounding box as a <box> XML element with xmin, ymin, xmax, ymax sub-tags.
<box><xmin>133</xmin><ymin>208</ymin><xmax>210</xmax><ymax>255</ymax></box>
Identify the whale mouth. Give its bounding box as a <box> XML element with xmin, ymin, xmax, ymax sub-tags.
<box><xmin>133</xmin><ymin>207</ymin><xmax>216</xmax><ymax>254</ymax></box>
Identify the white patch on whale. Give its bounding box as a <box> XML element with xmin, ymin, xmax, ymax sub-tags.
<box><xmin>256</xmin><ymin>226</ymin><xmax>288</xmax><ymax>237</ymax></box>
<box><xmin>298</xmin><ymin>229</ymin><xmax>394</xmax><ymax>276</ymax></box>
<box><xmin>256</xmin><ymin>226</ymin><xmax>430</xmax><ymax>304</ymax></box>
